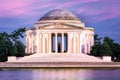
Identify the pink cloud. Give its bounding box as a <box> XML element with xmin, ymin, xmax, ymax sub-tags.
<box><xmin>76</xmin><ymin>0</ymin><xmax>99</xmax><ymax>3</ymax></box>
<box><xmin>56</xmin><ymin>1</ymin><xmax>79</xmax><ymax>8</ymax></box>
<box><xmin>0</xmin><ymin>0</ymin><xmax>119</xmax><ymax>22</ymax></box>
<box><xmin>97</xmin><ymin>4</ymin><xmax>120</xmax><ymax>21</ymax></box>
<box><xmin>96</xmin><ymin>9</ymin><xmax>119</xmax><ymax>22</ymax></box>
<box><xmin>56</xmin><ymin>0</ymin><xmax>99</xmax><ymax>8</ymax></box>
<box><xmin>0</xmin><ymin>0</ymin><xmax>35</xmax><ymax>17</ymax></box>
<box><xmin>76</xmin><ymin>2</ymin><xmax>120</xmax><ymax>22</ymax></box>
<box><xmin>0</xmin><ymin>0</ymin><xmax>58</xmax><ymax>18</ymax></box>
<box><xmin>98</xmin><ymin>11</ymin><xmax>120</xmax><ymax>21</ymax></box>
<box><xmin>35</xmin><ymin>3</ymin><xmax>55</xmax><ymax>9</ymax></box>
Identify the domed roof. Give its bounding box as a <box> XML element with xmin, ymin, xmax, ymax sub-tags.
<box><xmin>39</xmin><ymin>9</ymin><xmax>79</xmax><ymax>21</ymax></box>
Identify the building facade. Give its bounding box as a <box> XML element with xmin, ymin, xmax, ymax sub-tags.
<box><xmin>26</xmin><ymin>9</ymin><xmax>94</xmax><ymax>54</ymax></box>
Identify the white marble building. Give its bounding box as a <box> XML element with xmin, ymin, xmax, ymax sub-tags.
<box><xmin>26</xmin><ymin>9</ymin><xmax>94</xmax><ymax>54</ymax></box>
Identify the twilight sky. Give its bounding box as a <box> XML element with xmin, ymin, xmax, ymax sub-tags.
<box><xmin>0</xmin><ymin>0</ymin><xmax>120</xmax><ymax>43</ymax></box>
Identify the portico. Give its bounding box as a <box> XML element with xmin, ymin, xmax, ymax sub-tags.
<box><xmin>25</xmin><ymin>9</ymin><xmax>94</xmax><ymax>54</ymax></box>
<box><xmin>51</xmin><ymin>33</ymin><xmax>67</xmax><ymax>53</ymax></box>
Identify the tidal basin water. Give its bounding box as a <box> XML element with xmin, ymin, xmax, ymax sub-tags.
<box><xmin>0</xmin><ymin>69</ymin><xmax>120</xmax><ymax>80</ymax></box>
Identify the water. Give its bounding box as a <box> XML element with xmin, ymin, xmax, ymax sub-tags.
<box><xmin>0</xmin><ymin>69</ymin><xmax>120</xmax><ymax>80</ymax></box>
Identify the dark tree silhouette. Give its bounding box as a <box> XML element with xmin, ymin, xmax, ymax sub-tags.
<box><xmin>90</xmin><ymin>34</ymin><xmax>120</xmax><ymax>62</ymax></box>
<box><xmin>0</xmin><ymin>28</ymin><xmax>25</xmax><ymax>62</ymax></box>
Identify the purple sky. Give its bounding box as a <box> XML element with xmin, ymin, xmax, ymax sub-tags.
<box><xmin>0</xmin><ymin>0</ymin><xmax>120</xmax><ymax>43</ymax></box>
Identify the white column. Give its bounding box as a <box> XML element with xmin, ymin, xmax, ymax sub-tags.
<box><xmin>55</xmin><ymin>33</ymin><xmax>58</xmax><ymax>53</ymax></box>
<box><xmin>49</xmin><ymin>34</ymin><xmax>51</xmax><ymax>53</ymax></box>
<box><xmin>46</xmin><ymin>34</ymin><xmax>49</xmax><ymax>53</ymax></box>
<box><xmin>39</xmin><ymin>34</ymin><xmax>41</xmax><ymax>53</ymax></box>
<box><xmin>85</xmin><ymin>34</ymin><xmax>88</xmax><ymax>53</ymax></box>
<box><xmin>36</xmin><ymin>32</ymin><xmax>39</xmax><ymax>53</ymax></box>
<box><xmin>79</xmin><ymin>34</ymin><xmax>81</xmax><ymax>53</ymax></box>
<box><xmin>28</xmin><ymin>35</ymin><xmax>30</xmax><ymax>53</ymax></box>
<box><xmin>69</xmin><ymin>33</ymin><xmax>73</xmax><ymax>53</ymax></box>
<box><xmin>76</xmin><ymin>34</ymin><xmax>79</xmax><ymax>53</ymax></box>
<box><xmin>43</xmin><ymin>35</ymin><xmax>45</xmax><ymax>53</ymax></box>
<box><xmin>62</xmin><ymin>33</ymin><xmax>64</xmax><ymax>53</ymax></box>
<box><xmin>67</xmin><ymin>34</ymin><xmax>70</xmax><ymax>53</ymax></box>
<box><xmin>73</xmin><ymin>35</ymin><xmax>76</xmax><ymax>53</ymax></box>
<box><xmin>88</xmin><ymin>35</ymin><xmax>91</xmax><ymax>53</ymax></box>
<box><xmin>92</xmin><ymin>34</ymin><xmax>94</xmax><ymax>46</ymax></box>
<box><xmin>31</xmin><ymin>35</ymin><xmax>33</xmax><ymax>53</ymax></box>
<box><xmin>25</xmin><ymin>34</ymin><xmax>27</xmax><ymax>53</ymax></box>
<box><xmin>71</xmin><ymin>34</ymin><xmax>74</xmax><ymax>53</ymax></box>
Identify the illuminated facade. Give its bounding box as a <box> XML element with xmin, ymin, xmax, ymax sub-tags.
<box><xmin>26</xmin><ymin>9</ymin><xmax>94</xmax><ymax>54</ymax></box>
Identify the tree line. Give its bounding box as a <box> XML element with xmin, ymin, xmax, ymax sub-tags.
<box><xmin>0</xmin><ymin>28</ymin><xmax>120</xmax><ymax>62</ymax></box>
<box><xmin>90</xmin><ymin>34</ymin><xmax>120</xmax><ymax>62</ymax></box>
<box><xmin>0</xmin><ymin>28</ymin><xmax>25</xmax><ymax>61</ymax></box>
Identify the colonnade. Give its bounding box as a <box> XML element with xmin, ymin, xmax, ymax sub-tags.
<box><xmin>52</xmin><ymin>33</ymin><xmax>67</xmax><ymax>53</ymax></box>
<box><xmin>26</xmin><ymin>32</ymin><xmax>94</xmax><ymax>54</ymax></box>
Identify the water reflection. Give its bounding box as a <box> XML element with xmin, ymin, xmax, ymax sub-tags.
<box><xmin>32</xmin><ymin>69</ymin><xmax>120</xmax><ymax>80</ymax></box>
<box><xmin>0</xmin><ymin>70</ymin><xmax>33</xmax><ymax>80</ymax></box>
<box><xmin>0</xmin><ymin>69</ymin><xmax>120</xmax><ymax>80</ymax></box>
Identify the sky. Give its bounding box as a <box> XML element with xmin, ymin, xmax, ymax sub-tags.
<box><xmin>0</xmin><ymin>0</ymin><xmax>120</xmax><ymax>43</ymax></box>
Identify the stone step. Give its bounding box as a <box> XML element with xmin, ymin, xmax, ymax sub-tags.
<box><xmin>13</xmin><ymin>53</ymin><xmax>105</xmax><ymax>62</ymax></box>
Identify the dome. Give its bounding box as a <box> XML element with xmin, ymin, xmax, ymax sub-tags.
<box><xmin>39</xmin><ymin>9</ymin><xmax>79</xmax><ymax>21</ymax></box>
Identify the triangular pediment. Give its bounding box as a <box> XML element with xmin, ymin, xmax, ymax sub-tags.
<box><xmin>39</xmin><ymin>23</ymin><xmax>83</xmax><ymax>29</ymax></box>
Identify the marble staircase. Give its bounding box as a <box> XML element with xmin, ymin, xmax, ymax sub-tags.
<box><xmin>13</xmin><ymin>53</ymin><xmax>105</xmax><ymax>62</ymax></box>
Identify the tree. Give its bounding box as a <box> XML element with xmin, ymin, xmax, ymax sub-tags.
<box><xmin>10</xmin><ymin>27</ymin><xmax>26</xmax><ymax>57</ymax></box>
<box><xmin>0</xmin><ymin>32</ymin><xmax>12</xmax><ymax>55</ymax></box>
<box><xmin>90</xmin><ymin>43</ymin><xmax>103</xmax><ymax>57</ymax></box>
<box><xmin>0</xmin><ymin>32</ymin><xmax>11</xmax><ymax>61</ymax></box>
<box><xmin>112</xmin><ymin>43</ymin><xmax>120</xmax><ymax>61</ymax></box>
<box><xmin>101</xmin><ymin>41</ymin><xmax>113</xmax><ymax>56</ymax></box>
<box><xmin>103</xmin><ymin>37</ymin><xmax>120</xmax><ymax>61</ymax></box>
<box><xmin>15</xmin><ymin>41</ymin><xmax>25</xmax><ymax>57</ymax></box>
<box><xmin>90</xmin><ymin>35</ymin><xmax>113</xmax><ymax>56</ymax></box>
<box><xmin>90</xmin><ymin>34</ymin><xmax>103</xmax><ymax>56</ymax></box>
<box><xmin>0</xmin><ymin>28</ymin><xmax>26</xmax><ymax>62</ymax></box>
<box><xmin>94</xmin><ymin>34</ymin><xmax>102</xmax><ymax>44</ymax></box>
<box><xmin>103</xmin><ymin>37</ymin><xmax>114</xmax><ymax>51</ymax></box>
<box><xmin>90</xmin><ymin>34</ymin><xmax>120</xmax><ymax>62</ymax></box>
<box><xmin>10</xmin><ymin>46</ymin><xmax>18</xmax><ymax>56</ymax></box>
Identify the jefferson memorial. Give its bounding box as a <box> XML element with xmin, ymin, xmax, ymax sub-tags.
<box><xmin>26</xmin><ymin>9</ymin><xmax>94</xmax><ymax>54</ymax></box>
<box><xmin>9</xmin><ymin>9</ymin><xmax>106</xmax><ymax>62</ymax></box>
